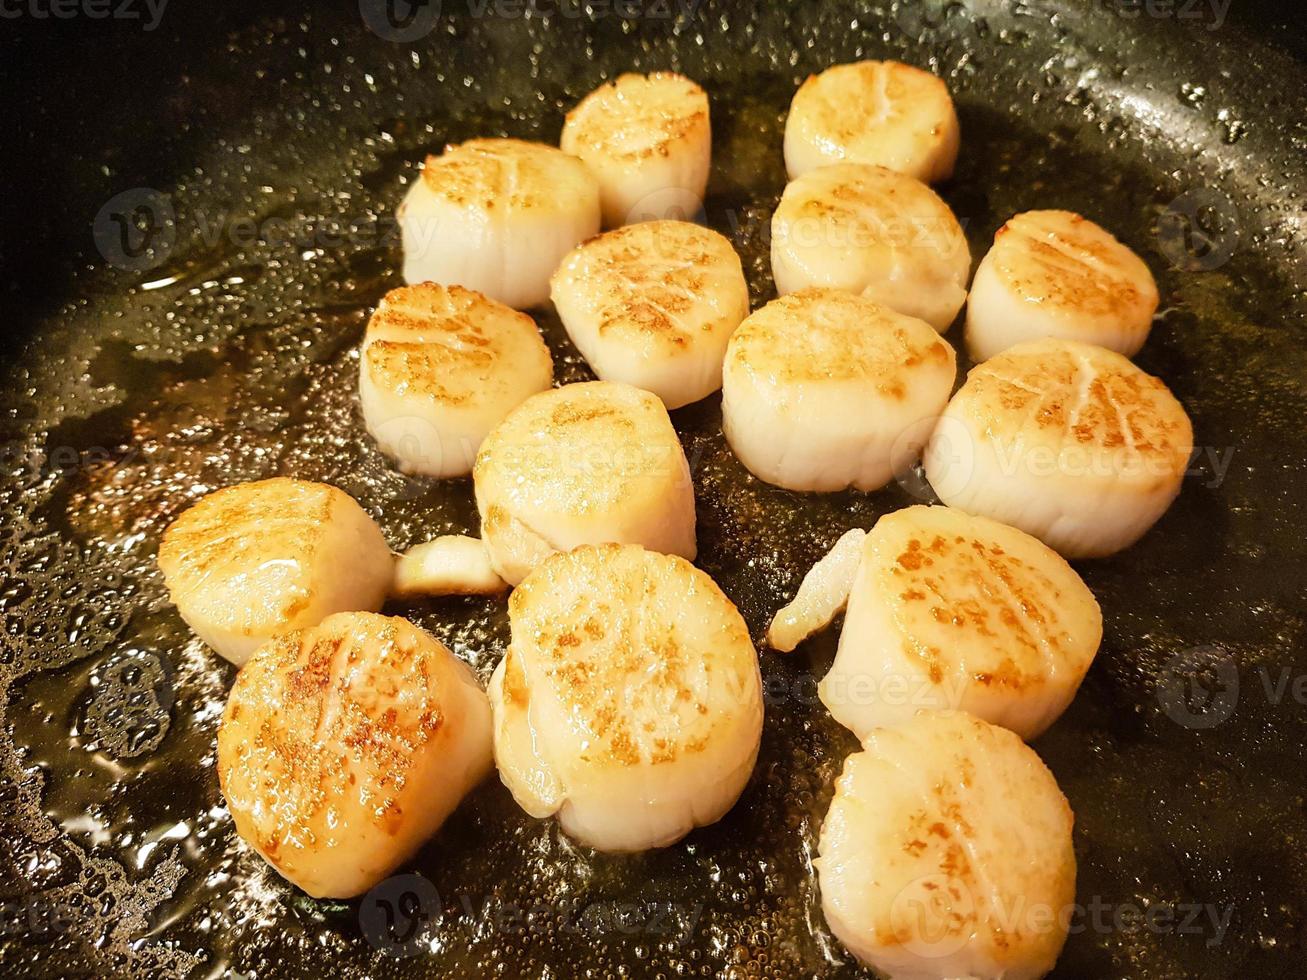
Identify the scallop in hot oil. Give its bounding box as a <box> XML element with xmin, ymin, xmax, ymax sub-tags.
<box><xmin>721</xmin><ymin>289</ymin><xmax>956</xmax><ymax>493</ymax></box>
<box><xmin>818</xmin><ymin>505</ymin><xmax>1102</xmax><ymax>741</ymax></box>
<box><xmin>550</xmin><ymin>220</ymin><xmax>749</xmax><ymax>409</ymax></box>
<box><xmin>217</xmin><ymin>612</ymin><xmax>493</xmax><ymax>898</ymax></box>
<box><xmin>561</xmin><ymin>72</ymin><xmax>711</xmax><ymax>227</ymax></box>
<box><xmin>473</xmin><ymin>381</ymin><xmax>696</xmax><ymax>585</ymax></box>
<box><xmin>398</xmin><ymin>137</ymin><xmax>600</xmax><ymax>308</ymax></box>
<box><xmin>784</xmin><ymin>59</ymin><xmax>960</xmax><ymax>183</ymax></box>
<box><xmin>924</xmin><ymin>338</ymin><xmax>1193</xmax><ymax>557</ymax></box>
<box><xmin>817</xmin><ymin>710</ymin><xmax>1076</xmax><ymax>980</ymax></box>
<box><xmin>358</xmin><ymin>282</ymin><xmax>553</xmax><ymax>478</ymax></box>
<box><xmin>487</xmin><ymin>544</ymin><xmax>763</xmax><ymax>852</ymax></box>
<box><xmin>770</xmin><ymin>163</ymin><xmax>971</xmax><ymax>330</ymax></box>
<box><xmin>966</xmin><ymin>210</ymin><xmax>1159</xmax><ymax>361</ymax></box>
<box><xmin>157</xmin><ymin>478</ymin><xmax>394</xmax><ymax>666</ymax></box>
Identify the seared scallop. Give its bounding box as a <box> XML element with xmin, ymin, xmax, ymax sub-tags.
<box><xmin>924</xmin><ymin>338</ymin><xmax>1193</xmax><ymax>557</ymax></box>
<box><xmin>966</xmin><ymin>210</ymin><xmax>1160</xmax><ymax>361</ymax></box>
<box><xmin>398</xmin><ymin>137</ymin><xmax>600</xmax><ymax>308</ymax></box>
<box><xmin>218</xmin><ymin>612</ymin><xmax>492</xmax><ymax>898</ymax></box>
<box><xmin>358</xmin><ymin>282</ymin><xmax>553</xmax><ymax>477</ymax></box>
<box><xmin>473</xmin><ymin>381</ymin><xmax>696</xmax><ymax>585</ymax></box>
<box><xmin>784</xmin><ymin>60</ymin><xmax>960</xmax><ymax>182</ymax></box>
<box><xmin>817</xmin><ymin>710</ymin><xmax>1076</xmax><ymax>980</ymax></box>
<box><xmin>157</xmin><ymin>479</ymin><xmax>394</xmax><ymax>666</ymax></box>
<box><xmin>549</xmin><ymin>220</ymin><xmax>749</xmax><ymax>408</ymax></box>
<box><xmin>817</xmin><ymin>506</ymin><xmax>1102</xmax><ymax>740</ymax></box>
<box><xmin>487</xmin><ymin>544</ymin><xmax>763</xmax><ymax>852</ymax></box>
<box><xmin>560</xmin><ymin>72</ymin><xmax>711</xmax><ymax>227</ymax></box>
<box><xmin>721</xmin><ymin>289</ymin><xmax>956</xmax><ymax>492</ymax></box>
<box><xmin>770</xmin><ymin>163</ymin><xmax>971</xmax><ymax>330</ymax></box>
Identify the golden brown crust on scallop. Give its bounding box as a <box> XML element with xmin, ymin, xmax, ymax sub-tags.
<box><xmin>507</xmin><ymin>544</ymin><xmax>754</xmax><ymax>769</ymax></box>
<box><xmin>362</xmin><ymin>282</ymin><xmax>548</xmax><ymax>406</ymax></box>
<box><xmin>870</xmin><ymin>507</ymin><xmax>1099</xmax><ymax>695</ymax></box>
<box><xmin>989</xmin><ymin>210</ymin><xmax>1157</xmax><ymax>321</ymax></box>
<box><xmin>218</xmin><ymin>614</ymin><xmax>458</xmax><ymax>857</ymax></box>
<box><xmin>563</xmin><ymin>72</ymin><xmax>709</xmax><ymax>162</ymax></box>
<box><xmin>786</xmin><ymin>60</ymin><xmax>959</xmax><ymax>186</ymax></box>
<box><xmin>727</xmin><ymin>288</ymin><xmax>950</xmax><ymax>391</ymax></box>
<box><xmin>158</xmin><ymin>478</ymin><xmax>335</xmax><ymax>633</ymax></box>
<box><xmin>823</xmin><ymin>711</ymin><xmax>1075</xmax><ymax>963</ymax></box>
<box><xmin>959</xmin><ymin>339</ymin><xmax>1192</xmax><ymax>472</ymax></box>
<box><xmin>420</xmin><ymin>138</ymin><xmax>593</xmax><ymax>212</ymax></box>
<box><xmin>794</xmin><ymin>60</ymin><xmax>953</xmax><ymax>150</ymax></box>
<box><xmin>771</xmin><ymin>163</ymin><xmax>971</xmax><ymax>289</ymax></box>
<box><xmin>550</xmin><ymin>221</ymin><xmax>743</xmax><ymax>356</ymax></box>
<box><xmin>473</xmin><ymin>381</ymin><xmax>682</xmax><ymax>517</ymax></box>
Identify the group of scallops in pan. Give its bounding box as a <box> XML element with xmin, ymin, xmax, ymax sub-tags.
<box><xmin>156</xmin><ymin>59</ymin><xmax>1193</xmax><ymax>977</ymax></box>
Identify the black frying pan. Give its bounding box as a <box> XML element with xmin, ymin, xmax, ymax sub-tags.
<box><xmin>1</xmin><ymin>1</ymin><xmax>1305</xmax><ymax>977</ymax></box>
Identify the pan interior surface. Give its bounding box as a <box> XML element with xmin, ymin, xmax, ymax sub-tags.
<box><xmin>0</xmin><ymin>2</ymin><xmax>1305</xmax><ymax>977</ymax></box>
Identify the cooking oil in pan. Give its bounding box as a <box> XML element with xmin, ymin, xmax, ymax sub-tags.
<box><xmin>1</xmin><ymin>4</ymin><xmax>1306</xmax><ymax>979</ymax></box>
